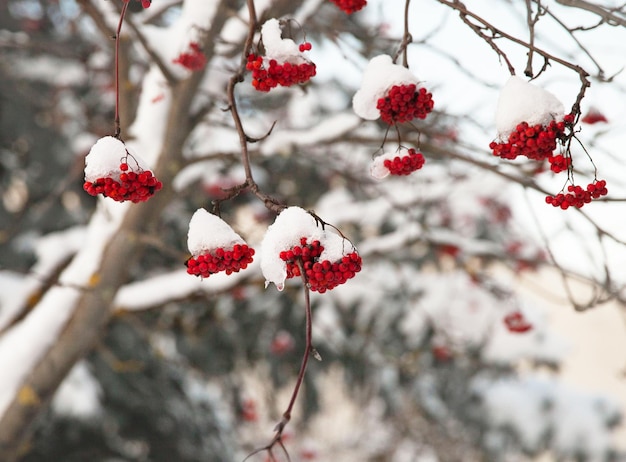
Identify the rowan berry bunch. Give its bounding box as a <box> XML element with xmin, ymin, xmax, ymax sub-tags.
<box><xmin>376</xmin><ymin>84</ymin><xmax>434</xmax><ymax>125</ymax></box>
<box><xmin>489</xmin><ymin>114</ymin><xmax>574</xmax><ymax>161</ymax></box>
<box><xmin>503</xmin><ymin>311</ymin><xmax>533</xmax><ymax>334</ymax></box>
<box><xmin>173</xmin><ymin>42</ymin><xmax>206</xmax><ymax>71</ymax></box>
<box><xmin>545</xmin><ymin>180</ymin><xmax>608</xmax><ymax>209</ymax></box>
<box><xmin>246</xmin><ymin>54</ymin><xmax>316</xmax><ymax>92</ymax></box>
<box><xmin>186</xmin><ymin>244</ymin><xmax>255</xmax><ymax>278</ymax></box>
<box><xmin>581</xmin><ymin>108</ymin><xmax>608</xmax><ymax>125</ymax></box>
<box><xmin>329</xmin><ymin>0</ymin><xmax>367</xmax><ymax>14</ymax></box>
<box><xmin>279</xmin><ymin>237</ymin><xmax>362</xmax><ymax>293</ymax></box>
<box><xmin>83</xmin><ymin>162</ymin><xmax>163</xmax><ymax>203</ymax></box>
<box><xmin>384</xmin><ymin>148</ymin><xmax>425</xmax><ymax>175</ymax></box>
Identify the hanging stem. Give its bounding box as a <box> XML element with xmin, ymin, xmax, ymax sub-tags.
<box><xmin>244</xmin><ymin>260</ymin><xmax>314</xmax><ymax>462</ymax></box>
<box><xmin>114</xmin><ymin>1</ymin><xmax>130</xmax><ymax>138</ymax></box>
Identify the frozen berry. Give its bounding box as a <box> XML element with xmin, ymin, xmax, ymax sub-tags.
<box><xmin>490</xmin><ymin>118</ymin><xmax>568</xmax><ymax>161</ymax></box>
<box><xmin>545</xmin><ymin>179</ymin><xmax>607</xmax><ymax>210</ymax></box>
<box><xmin>383</xmin><ymin>148</ymin><xmax>425</xmax><ymax>176</ymax></box>
<box><xmin>376</xmin><ymin>84</ymin><xmax>434</xmax><ymax>125</ymax></box>
<box><xmin>246</xmin><ymin>54</ymin><xmax>316</xmax><ymax>92</ymax></box>
<box><xmin>83</xmin><ymin>165</ymin><xmax>162</xmax><ymax>203</ymax></box>
<box><xmin>329</xmin><ymin>0</ymin><xmax>367</xmax><ymax>14</ymax></box>
<box><xmin>279</xmin><ymin>237</ymin><xmax>361</xmax><ymax>293</ymax></box>
<box><xmin>186</xmin><ymin>244</ymin><xmax>255</xmax><ymax>279</ymax></box>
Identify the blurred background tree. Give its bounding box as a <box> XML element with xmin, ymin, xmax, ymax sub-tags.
<box><xmin>0</xmin><ymin>1</ymin><xmax>625</xmax><ymax>461</ymax></box>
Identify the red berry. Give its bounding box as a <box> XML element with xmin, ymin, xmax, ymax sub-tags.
<box><xmin>329</xmin><ymin>0</ymin><xmax>367</xmax><ymax>14</ymax></box>
<box><xmin>581</xmin><ymin>109</ymin><xmax>607</xmax><ymax>125</ymax></box>
<box><xmin>247</xmin><ymin>54</ymin><xmax>316</xmax><ymax>92</ymax></box>
<box><xmin>173</xmin><ymin>42</ymin><xmax>207</xmax><ymax>71</ymax></box>
<box><xmin>383</xmin><ymin>148</ymin><xmax>425</xmax><ymax>176</ymax></box>
<box><xmin>491</xmin><ymin>117</ymin><xmax>571</xmax><ymax>161</ymax></box>
<box><xmin>377</xmin><ymin>84</ymin><xmax>434</xmax><ymax>125</ymax></box>
<box><xmin>504</xmin><ymin>311</ymin><xmax>533</xmax><ymax>333</ymax></box>
<box><xmin>186</xmin><ymin>244</ymin><xmax>255</xmax><ymax>279</ymax></box>
<box><xmin>278</xmin><ymin>237</ymin><xmax>361</xmax><ymax>292</ymax></box>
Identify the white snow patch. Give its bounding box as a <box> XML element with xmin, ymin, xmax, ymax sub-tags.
<box><xmin>261</xmin><ymin>18</ymin><xmax>305</xmax><ymax>62</ymax></box>
<box><xmin>187</xmin><ymin>208</ymin><xmax>247</xmax><ymax>256</ymax></box>
<box><xmin>495</xmin><ymin>76</ymin><xmax>565</xmax><ymax>138</ymax></box>
<box><xmin>84</xmin><ymin>136</ymin><xmax>152</xmax><ymax>182</ymax></box>
<box><xmin>353</xmin><ymin>55</ymin><xmax>420</xmax><ymax>120</ymax></box>
<box><xmin>0</xmin><ymin>227</ymin><xmax>87</xmax><ymax>331</ymax></box>
<box><xmin>260</xmin><ymin>113</ymin><xmax>361</xmax><ymax>155</ymax></box>
<box><xmin>115</xmin><ymin>265</ymin><xmax>258</xmax><ymax>311</ymax></box>
<box><xmin>52</xmin><ymin>361</ymin><xmax>102</xmax><ymax>419</ymax></box>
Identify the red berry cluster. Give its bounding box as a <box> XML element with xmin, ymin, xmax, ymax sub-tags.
<box><xmin>376</xmin><ymin>84</ymin><xmax>434</xmax><ymax>125</ymax></box>
<box><xmin>581</xmin><ymin>109</ymin><xmax>608</xmax><ymax>125</ymax></box>
<box><xmin>246</xmin><ymin>54</ymin><xmax>316</xmax><ymax>92</ymax></box>
<box><xmin>83</xmin><ymin>163</ymin><xmax>163</xmax><ymax>203</ymax></box>
<box><xmin>186</xmin><ymin>244</ymin><xmax>255</xmax><ymax>278</ymax></box>
<box><xmin>329</xmin><ymin>0</ymin><xmax>367</xmax><ymax>14</ymax></box>
<box><xmin>548</xmin><ymin>154</ymin><xmax>571</xmax><ymax>173</ymax></box>
<box><xmin>504</xmin><ymin>311</ymin><xmax>532</xmax><ymax>334</ymax></box>
<box><xmin>545</xmin><ymin>180</ymin><xmax>608</xmax><ymax>209</ymax></box>
<box><xmin>279</xmin><ymin>237</ymin><xmax>362</xmax><ymax>293</ymax></box>
<box><xmin>172</xmin><ymin>42</ymin><xmax>207</xmax><ymax>71</ymax></box>
<box><xmin>384</xmin><ymin>149</ymin><xmax>425</xmax><ymax>175</ymax></box>
<box><xmin>299</xmin><ymin>42</ymin><xmax>312</xmax><ymax>52</ymax></box>
<box><xmin>490</xmin><ymin>116</ymin><xmax>574</xmax><ymax>160</ymax></box>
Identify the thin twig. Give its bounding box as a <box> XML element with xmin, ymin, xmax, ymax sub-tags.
<box><xmin>244</xmin><ymin>260</ymin><xmax>313</xmax><ymax>461</ymax></box>
<box><xmin>437</xmin><ymin>0</ymin><xmax>591</xmax><ymax>117</ymax></box>
<box><xmin>393</xmin><ymin>0</ymin><xmax>412</xmax><ymax>67</ymax></box>
<box><xmin>225</xmin><ymin>0</ymin><xmax>285</xmax><ymax>213</ymax></box>
<box><xmin>524</xmin><ymin>0</ymin><xmax>542</xmax><ymax>77</ymax></box>
<box><xmin>114</xmin><ymin>1</ymin><xmax>129</xmax><ymax>138</ymax></box>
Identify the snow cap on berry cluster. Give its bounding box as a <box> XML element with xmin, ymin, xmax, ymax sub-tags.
<box><xmin>187</xmin><ymin>208</ymin><xmax>247</xmax><ymax>256</ymax></box>
<box><xmin>261</xmin><ymin>18</ymin><xmax>307</xmax><ymax>63</ymax></box>
<box><xmin>84</xmin><ymin>136</ymin><xmax>151</xmax><ymax>182</ymax></box>
<box><xmin>352</xmin><ymin>54</ymin><xmax>420</xmax><ymax>120</ymax></box>
<box><xmin>495</xmin><ymin>76</ymin><xmax>564</xmax><ymax>139</ymax></box>
<box><xmin>260</xmin><ymin>206</ymin><xmax>326</xmax><ymax>291</ymax></box>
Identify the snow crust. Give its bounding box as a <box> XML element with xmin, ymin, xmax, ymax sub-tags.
<box><xmin>319</xmin><ymin>229</ymin><xmax>356</xmax><ymax>263</ymax></box>
<box><xmin>353</xmin><ymin>55</ymin><xmax>420</xmax><ymax>120</ymax></box>
<box><xmin>495</xmin><ymin>76</ymin><xmax>565</xmax><ymax>138</ymax></box>
<box><xmin>84</xmin><ymin>136</ymin><xmax>151</xmax><ymax>182</ymax></box>
<box><xmin>261</xmin><ymin>18</ymin><xmax>303</xmax><ymax>62</ymax></box>
<box><xmin>187</xmin><ymin>208</ymin><xmax>246</xmax><ymax>256</ymax></box>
